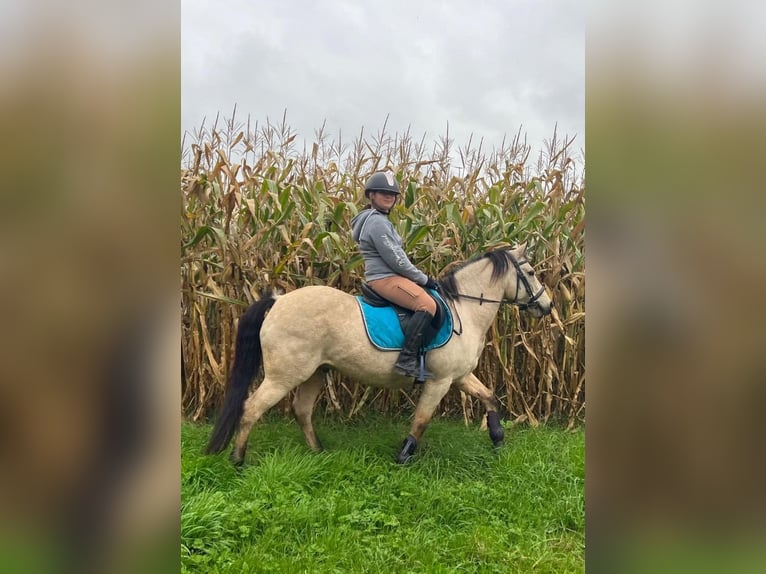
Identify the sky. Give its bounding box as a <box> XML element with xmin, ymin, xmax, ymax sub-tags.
<box><xmin>182</xmin><ymin>0</ymin><xmax>584</xmax><ymax>157</ymax></box>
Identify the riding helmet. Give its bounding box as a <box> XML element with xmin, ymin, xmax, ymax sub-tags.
<box><xmin>364</xmin><ymin>171</ymin><xmax>400</xmax><ymax>198</ymax></box>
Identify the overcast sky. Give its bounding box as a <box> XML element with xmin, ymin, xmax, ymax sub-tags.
<box><xmin>182</xmin><ymin>0</ymin><xmax>583</xmax><ymax>157</ymax></box>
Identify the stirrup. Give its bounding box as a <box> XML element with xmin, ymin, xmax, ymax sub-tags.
<box><xmin>414</xmin><ymin>355</ymin><xmax>431</xmax><ymax>384</ymax></box>
<box><xmin>395</xmin><ymin>354</ymin><xmax>432</xmax><ymax>381</ymax></box>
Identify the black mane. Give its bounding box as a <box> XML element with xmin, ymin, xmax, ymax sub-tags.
<box><xmin>437</xmin><ymin>249</ymin><xmax>514</xmax><ymax>302</ymax></box>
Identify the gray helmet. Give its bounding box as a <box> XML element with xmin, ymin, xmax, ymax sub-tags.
<box><xmin>364</xmin><ymin>171</ymin><xmax>400</xmax><ymax>198</ymax></box>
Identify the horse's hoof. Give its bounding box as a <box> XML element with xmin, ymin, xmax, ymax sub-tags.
<box><xmin>487</xmin><ymin>412</ymin><xmax>505</xmax><ymax>446</ymax></box>
<box><xmin>229</xmin><ymin>450</ymin><xmax>245</xmax><ymax>468</ymax></box>
<box><xmin>395</xmin><ymin>435</ymin><xmax>418</xmax><ymax>464</ymax></box>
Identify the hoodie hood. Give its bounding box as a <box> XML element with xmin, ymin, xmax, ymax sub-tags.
<box><xmin>351</xmin><ymin>208</ymin><xmax>378</xmax><ymax>243</ymax></box>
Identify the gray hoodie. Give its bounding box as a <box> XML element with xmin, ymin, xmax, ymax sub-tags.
<box><xmin>350</xmin><ymin>208</ymin><xmax>428</xmax><ymax>284</ymax></box>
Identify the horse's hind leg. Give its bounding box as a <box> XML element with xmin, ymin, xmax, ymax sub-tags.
<box><xmin>230</xmin><ymin>379</ymin><xmax>290</xmax><ymax>466</ymax></box>
<box><xmin>293</xmin><ymin>371</ymin><xmax>325</xmax><ymax>452</ymax></box>
<box><xmin>455</xmin><ymin>372</ymin><xmax>505</xmax><ymax>447</ymax></box>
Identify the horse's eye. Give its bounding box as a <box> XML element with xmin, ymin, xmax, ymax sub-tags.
<box><xmin>527</xmin><ymin>269</ymin><xmax>535</xmax><ymax>276</ymax></box>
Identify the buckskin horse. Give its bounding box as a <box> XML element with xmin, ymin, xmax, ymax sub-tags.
<box><xmin>206</xmin><ymin>243</ymin><xmax>553</xmax><ymax>464</ymax></box>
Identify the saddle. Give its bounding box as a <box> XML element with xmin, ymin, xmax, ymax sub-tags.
<box><xmin>355</xmin><ymin>283</ymin><xmax>453</xmax><ymax>352</ymax></box>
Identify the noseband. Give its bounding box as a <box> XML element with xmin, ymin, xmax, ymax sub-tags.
<box><xmin>450</xmin><ymin>254</ymin><xmax>546</xmax><ymax>311</ymax></box>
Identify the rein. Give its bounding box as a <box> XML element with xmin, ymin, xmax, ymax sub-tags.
<box><xmin>449</xmin><ymin>292</ymin><xmax>514</xmax><ymax>306</ymax></box>
<box><xmin>447</xmin><ymin>256</ymin><xmax>546</xmax><ymax>335</ymax></box>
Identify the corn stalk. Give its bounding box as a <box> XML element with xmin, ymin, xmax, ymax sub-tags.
<box><xmin>181</xmin><ymin>112</ymin><xmax>585</xmax><ymax>425</ymax></box>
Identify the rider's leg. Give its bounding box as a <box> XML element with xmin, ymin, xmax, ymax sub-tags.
<box><xmin>366</xmin><ymin>276</ymin><xmax>438</xmax><ymax>316</ymax></box>
<box><xmin>367</xmin><ymin>276</ymin><xmax>438</xmax><ymax>379</ymax></box>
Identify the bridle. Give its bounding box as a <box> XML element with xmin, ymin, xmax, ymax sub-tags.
<box><xmin>447</xmin><ymin>254</ymin><xmax>546</xmax><ymax>311</ymax></box>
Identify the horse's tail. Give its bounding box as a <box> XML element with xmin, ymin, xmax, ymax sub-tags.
<box><xmin>205</xmin><ymin>292</ymin><xmax>278</xmax><ymax>454</ymax></box>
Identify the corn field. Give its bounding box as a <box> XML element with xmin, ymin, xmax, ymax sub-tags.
<box><xmin>181</xmin><ymin>112</ymin><xmax>585</xmax><ymax>428</ymax></box>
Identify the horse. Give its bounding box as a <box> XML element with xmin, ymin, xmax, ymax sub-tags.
<box><xmin>206</xmin><ymin>243</ymin><xmax>553</xmax><ymax>465</ymax></box>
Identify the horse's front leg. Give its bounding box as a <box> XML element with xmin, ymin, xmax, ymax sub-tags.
<box><xmin>454</xmin><ymin>372</ymin><xmax>505</xmax><ymax>448</ymax></box>
<box><xmin>396</xmin><ymin>378</ymin><xmax>452</xmax><ymax>464</ymax></box>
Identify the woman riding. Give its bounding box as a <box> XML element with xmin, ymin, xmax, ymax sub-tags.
<box><xmin>350</xmin><ymin>171</ymin><xmax>440</xmax><ymax>379</ymax></box>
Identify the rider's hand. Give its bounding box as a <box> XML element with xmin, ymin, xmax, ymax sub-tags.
<box><xmin>424</xmin><ymin>277</ymin><xmax>440</xmax><ymax>291</ymax></box>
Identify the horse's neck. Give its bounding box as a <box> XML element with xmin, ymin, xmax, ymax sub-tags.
<box><xmin>451</xmin><ymin>260</ymin><xmax>508</xmax><ymax>332</ymax></box>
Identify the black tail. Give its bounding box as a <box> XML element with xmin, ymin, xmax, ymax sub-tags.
<box><xmin>205</xmin><ymin>293</ymin><xmax>278</xmax><ymax>454</ymax></box>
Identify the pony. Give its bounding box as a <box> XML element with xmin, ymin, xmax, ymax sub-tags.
<box><xmin>206</xmin><ymin>243</ymin><xmax>553</xmax><ymax>464</ymax></box>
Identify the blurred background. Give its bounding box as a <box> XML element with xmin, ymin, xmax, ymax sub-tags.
<box><xmin>0</xmin><ymin>1</ymin><xmax>180</xmax><ymax>573</ymax></box>
<box><xmin>587</xmin><ymin>0</ymin><xmax>766</xmax><ymax>571</ymax></box>
<box><xmin>1</xmin><ymin>0</ymin><xmax>765</xmax><ymax>572</ymax></box>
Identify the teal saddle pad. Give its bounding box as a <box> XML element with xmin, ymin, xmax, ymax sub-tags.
<box><xmin>355</xmin><ymin>290</ymin><xmax>453</xmax><ymax>352</ymax></box>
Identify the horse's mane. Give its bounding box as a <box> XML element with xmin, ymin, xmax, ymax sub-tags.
<box><xmin>438</xmin><ymin>248</ymin><xmax>514</xmax><ymax>302</ymax></box>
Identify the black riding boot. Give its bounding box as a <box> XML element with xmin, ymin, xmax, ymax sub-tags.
<box><xmin>394</xmin><ymin>310</ymin><xmax>434</xmax><ymax>380</ymax></box>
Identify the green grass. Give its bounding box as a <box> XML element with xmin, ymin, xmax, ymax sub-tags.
<box><xmin>182</xmin><ymin>416</ymin><xmax>584</xmax><ymax>573</ymax></box>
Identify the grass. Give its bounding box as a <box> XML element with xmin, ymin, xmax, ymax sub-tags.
<box><xmin>182</xmin><ymin>415</ymin><xmax>584</xmax><ymax>573</ymax></box>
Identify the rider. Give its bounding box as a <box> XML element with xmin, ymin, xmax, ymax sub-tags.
<box><xmin>351</xmin><ymin>171</ymin><xmax>440</xmax><ymax>380</ymax></box>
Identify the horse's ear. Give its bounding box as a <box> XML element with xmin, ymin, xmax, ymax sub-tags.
<box><xmin>516</xmin><ymin>241</ymin><xmax>528</xmax><ymax>255</ymax></box>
